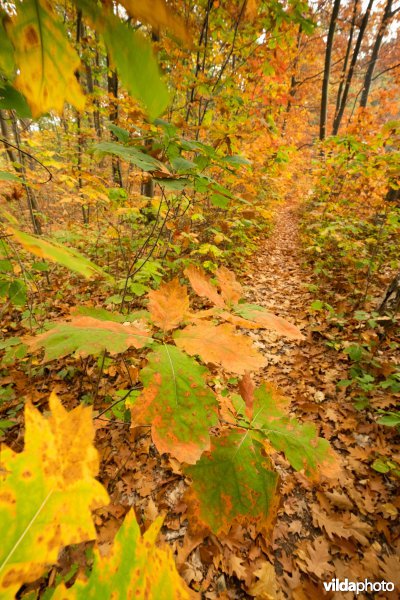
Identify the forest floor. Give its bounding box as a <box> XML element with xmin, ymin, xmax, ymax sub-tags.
<box><xmin>4</xmin><ymin>195</ymin><xmax>399</xmax><ymax>599</ymax></box>
<box><xmin>237</xmin><ymin>195</ymin><xmax>400</xmax><ymax>599</ymax></box>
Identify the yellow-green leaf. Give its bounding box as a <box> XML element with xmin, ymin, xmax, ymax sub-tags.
<box><xmin>0</xmin><ymin>393</ymin><xmax>109</xmax><ymax>598</ymax></box>
<box><xmin>26</xmin><ymin>316</ymin><xmax>152</xmax><ymax>361</ymax></box>
<box><xmin>5</xmin><ymin>0</ymin><xmax>85</xmax><ymax>117</ymax></box>
<box><xmin>6</xmin><ymin>225</ymin><xmax>110</xmax><ymax>280</ymax></box>
<box><xmin>53</xmin><ymin>511</ymin><xmax>191</xmax><ymax>600</ymax></box>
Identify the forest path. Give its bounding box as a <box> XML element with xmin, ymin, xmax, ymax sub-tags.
<box><xmin>240</xmin><ymin>196</ymin><xmax>399</xmax><ymax>598</ymax></box>
<box><xmin>243</xmin><ymin>194</ymin><xmax>340</xmax><ymax>404</ymax></box>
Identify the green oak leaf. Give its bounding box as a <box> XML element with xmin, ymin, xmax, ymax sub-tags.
<box><xmin>131</xmin><ymin>345</ymin><xmax>218</xmax><ymax>463</ymax></box>
<box><xmin>249</xmin><ymin>384</ymin><xmax>339</xmax><ymax>480</ymax></box>
<box><xmin>184</xmin><ymin>429</ymin><xmax>279</xmax><ymax>535</ymax></box>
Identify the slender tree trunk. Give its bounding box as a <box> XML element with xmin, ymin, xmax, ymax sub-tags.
<box><xmin>10</xmin><ymin>113</ymin><xmax>42</xmax><ymax>234</ymax></box>
<box><xmin>332</xmin><ymin>0</ymin><xmax>374</xmax><ymax>135</ymax></box>
<box><xmin>107</xmin><ymin>54</ymin><xmax>123</xmax><ymax>186</ymax></box>
<box><xmin>281</xmin><ymin>26</ymin><xmax>302</xmax><ymax>135</ymax></box>
<box><xmin>360</xmin><ymin>0</ymin><xmax>393</xmax><ymax>108</ymax></box>
<box><xmin>334</xmin><ymin>0</ymin><xmax>359</xmax><ymax>124</ymax></box>
<box><xmin>319</xmin><ymin>0</ymin><xmax>341</xmax><ymax>141</ymax></box>
<box><xmin>76</xmin><ymin>9</ymin><xmax>89</xmax><ymax>224</ymax></box>
<box><xmin>0</xmin><ymin>110</ymin><xmax>18</xmax><ymax>164</ymax></box>
<box><xmin>93</xmin><ymin>37</ymin><xmax>102</xmax><ymax>139</ymax></box>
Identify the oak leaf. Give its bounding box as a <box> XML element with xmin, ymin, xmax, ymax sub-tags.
<box><xmin>148</xmin><ymin>279</ymin><xmax>189</xmax><ymax>331</ymax></box>
<box><xmin>174</xmin><ymin>322</ymin><xmax>266</xmax><ymax>374</ymax></box>
<box><xmin>295</xmin><ymin>537</ymin><xmax>334</xmax><ymax>579</ymax></box>
<box><xmin>237</xmin><ymin>383</ymin><xmax>340</xmax><ymax>480</ymax></box>
<box><xmin>184</xmin><ymin>430</ymin><xmax>279</xmax><ymax>535</ymax></box>
<box><xmin>234</xmin><ymin>303</ymin><xmax>304</xmax><ymax>340</ymax></box>
<box><xmin>26</xmin><ymin>316</ymin><xmax>152</xmax><ymax>361</ymax></box>
<box><xmin>0</xmin><ymin>393</ymin><xmax>109</xmax><ymax>597</ymax></box>
<box><xmin>131</xmin><ymin>345</ymin><xmax>218</xmax><ymax>463</ymax></box>
<box><xmin>216</xmin><ymin>266</ymin><xmax>243</xmax><ymax>305</ymax></box>
<box><xmin>5</xmin><ymin>0</ymin><xmax>85</xmax><ymax>117</ymax></box>
<box><xmin>53</xmin><ymin>511</ymin><xmax>191</xmax><ymax>599</ymax></box>
<box><xmin>184</xmin><ymin>265</ymin><xmax>225</xmax><ymax>308</ymax></box>
<box><xmin>247</xmin><ymin>562</ymin><xmax>282</xmax><ymax>599</ymax></box>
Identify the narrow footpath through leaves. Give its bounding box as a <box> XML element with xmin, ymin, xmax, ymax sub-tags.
<box><xmin>240</xmin><ymin>196</ymin><xmax>400</xmax><ymax>599</ymax></box>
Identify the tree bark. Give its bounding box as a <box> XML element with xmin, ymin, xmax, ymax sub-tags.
<box><xmin>359</xmin><ymin>0</ymin><xmax>394</xmax><ymax>108</ymax></box>
<box><xmin>319</xmin><ymin>0</ymin><xmax>341</xmax><ymax>141</ymax></box>
<box><xmin>334</xmin><ymin>0</ymin><xmax>359</xmax><ymax>124</ymax></box>
<box><xmin>107</xmin><ymin>53</ymin><xmax>123</xmax><ymax>186</ymax></box>
<box><xmin>0</xmin><ymin>110</ymin><xmax>18</xmax><ymax>164</ymax></box>
<box><xmin>332</xmin><ymin>0</ymin><xmax>374</xmax><ymax>135</ymax></box>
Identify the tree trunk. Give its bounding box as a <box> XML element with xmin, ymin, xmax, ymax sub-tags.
<box><xmin>378</xmin><ymin>272</ymin><xmax>400</xmax><ymax>314</ymax></box>
<box><xmin>319</xmin><ymin>0</ymin><xmax>341</xmax><ymax>141</ymax></box>
<box><xmin>0</xmin><ymin>110</ymin><xmax>18</xmax><ymax>164</ymax></box>
<box><xmin>10</xmin><ymin>113</ymin><xmax>42</xmax><ymax>235</ymax></box>
<box><xmin>334</xmin><ymin>0</ymin><xmax>359</xmax><ymax>124</ymax></box>
<box><xmin>107</xmin><ymin>54</ymin><xmax>123</xmax><ymax>186</ymax></box>
<box><xmin>359</xmin><ymin>0</ymin><xmax>393</xmax><ymax>108</ymax></box>
<box><xmin>332</xmin><ymin>0</ymin><xmax>374</xmax><ymax>135</ymax></box>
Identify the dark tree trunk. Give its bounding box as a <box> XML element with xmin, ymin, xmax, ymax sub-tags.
<box><xmin>319</xmin><ymin>0</ymin><xmax>341</xmax><ymax>141</ymax></box>
<box><xmin>334</xmin><ymin>0</ymin><xmax>359</xmax><ymax>124</ymax></box>
<box><xmin>332</xmin><ymin>0</ymin><xmax>374</xmax><ymax>135</ymax></box>
<box><xmin>10</xmin><ymin>113</ymin><xmax>42</xmax><ymax>234</ymax></box>
<box><xmin>359</xmin><ymin>0</ymin><xmax>394</xmax><ymax>108</ymax></box>
<box><xmin>107</xmin><ymin>54</ymin><xmax>123</xmax><ymax>186</ymax></box>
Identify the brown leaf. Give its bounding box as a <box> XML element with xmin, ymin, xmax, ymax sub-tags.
<box><xmin>148</xmin><ymin>278</ymin><xmax>189</xmax><ymax>331</ymax></box>
<box><xmin>295</xmin><ymin>537</ymin><xmax>334</xmax><ymax>579</ymax></box>
<box><xmin>247</xmin><ymin>561</ymin><xmax>282</xmax><ymax>599</ymax></box>
<box><xmin>238</xmin><ymin>372</ymin><xmax>255</xmax><ymax>419</ymax></box>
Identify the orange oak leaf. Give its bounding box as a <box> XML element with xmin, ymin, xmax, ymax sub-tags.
<box><xmin>234</xmin><ymin>303</ymin><xmax>305</xmax><ymax>340</ymax></box>
<box><xmin>216</xmin><ymin>266</ymin><xmax>243</xmax><ymax>305</ymax></box>
<box><xmin>174</xmin><ymin>322</ymin><xmax>266</xmax><ymax>374</ymax></box>
<box><xmin>184</xmin><ymin>265</ymin><xmax>225</xmax><ymax>308</ymax></box>
<box><xmin>148</xmin><ymin>278</ymin><xmax>189</xmax><ymax>331</ymax></box>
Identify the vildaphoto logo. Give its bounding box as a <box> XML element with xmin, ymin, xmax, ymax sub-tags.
<box><xmin>323</xmin><ymin>578</ymin><xmax>395</xmax><ymax>594</ymax></box>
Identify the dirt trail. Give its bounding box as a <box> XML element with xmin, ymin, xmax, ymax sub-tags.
<box><xmin>241</xmin><ymin>197</ymin><xmax>399</xmax><ymax>599</ymax></box>
<box><xmin>244</xmin><ymin>196</ymin><xmax>341</xmax><ymax>404</ymax></box>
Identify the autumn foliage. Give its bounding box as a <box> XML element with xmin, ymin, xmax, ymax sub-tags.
<box><xmin>0</xmin><ymin>0</ymin><xmax>399</xmax><ymax>597</ymax></box>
